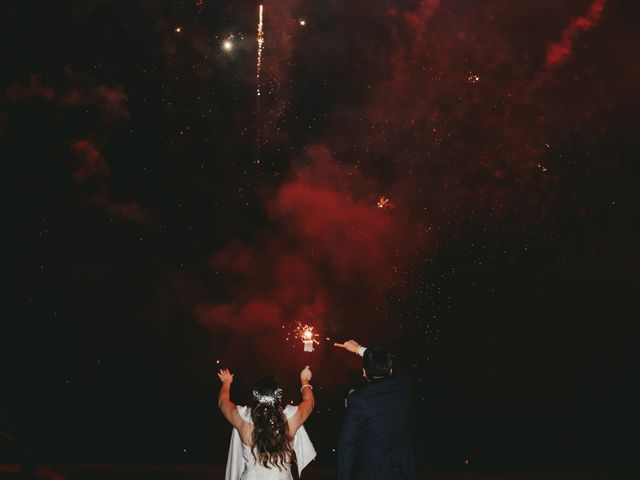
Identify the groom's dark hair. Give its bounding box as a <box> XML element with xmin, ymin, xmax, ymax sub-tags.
<box><xmin>363</xmin><ymin>347</ymin><xmax>393</xmax><ymax>378</ymax></box>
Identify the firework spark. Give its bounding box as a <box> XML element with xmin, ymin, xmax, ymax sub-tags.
<box><xmin>377</xmin><ymin>196</ymin><xmax>391</xmax><ymax>209</ymax></box>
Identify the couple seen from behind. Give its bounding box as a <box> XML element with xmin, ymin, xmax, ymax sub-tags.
<box><xmin>218</xmin><ymin>340</ymin><xmax>419</xmax><ymax>480</ymax></box>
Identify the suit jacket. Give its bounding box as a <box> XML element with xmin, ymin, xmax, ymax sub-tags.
<box><xmin>338</xmin><ymin>369</ymin><xmax>418</xmax><ymax>480</ymax></box>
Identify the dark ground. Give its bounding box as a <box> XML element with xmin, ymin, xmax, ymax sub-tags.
<box><xmin>51</xmin><ymin>464</ymin><xmax>638</xmax><ymax>480</ymax></box>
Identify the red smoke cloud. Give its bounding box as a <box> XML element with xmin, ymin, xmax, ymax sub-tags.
<box><xmin>60</xmin><ymin>84</ymin><xmax>130</xmax><ymax>120</ymax></box>
<box><xmin>7</xmin><ymin>72</ymin><xmax>129</xmax><ymax>119</ymax></box>
<box><xmin>70</xmin><ymin>139</ymin><xmax>156</xmax><ymax>225</ymax></box>
<box><xmin>194</xmin><ymin>0</ymin><xmax>625</xmax><ymax>384</ymax></box>
<box><xmin>546</xmin><ymin>0</ymin><xmax>607</xmax><ymax>67</ymax></box>
<box><xmin>196</xmin><ymin>145</ymin><xmax>423</xmax><ymax>381</ymax></box>
<box><xmin>7</xmin><ymin>71</ymin><xmax>145</xmax><ymax>224</ymax></box>
<box><xmin>70</xmin><ymin>139</ymin><xmax>111</xmax><ymax>182</ymax></box>
<box><xmin>91</xmin><ymin>190</ymin><xmax>157</xmax><ymax>225</ymax></box>
<box><xmin>6</xmin><ymin>75</ymin><xmax>55</xmax><ymax>102</ymax></box>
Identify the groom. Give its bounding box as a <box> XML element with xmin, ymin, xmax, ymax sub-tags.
<box><xmin>334</xmin><ymin>340</ymin><xmax>419</xmax><ymax>480</ymax></box>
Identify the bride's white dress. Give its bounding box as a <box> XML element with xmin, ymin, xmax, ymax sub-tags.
<box><xmin>240</xmin><ymin>442</ymin><xmax>293</xmax><ymax>480</ymax></box>
<box><xmin>225</xmin><ymin>405</ymin><xmax>316</xmax><ymax>480</ymax></box>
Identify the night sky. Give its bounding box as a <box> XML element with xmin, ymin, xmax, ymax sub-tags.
<box><xmin>2</xmin><ymin>0</ymin><xmax>639</xmax><ymax>473</ymax></box>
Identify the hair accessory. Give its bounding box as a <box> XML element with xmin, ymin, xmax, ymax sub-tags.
<box><xmin>252</xmin><ymin>387</ymin><xmax>283</xmax><ymax>406</ymax></box>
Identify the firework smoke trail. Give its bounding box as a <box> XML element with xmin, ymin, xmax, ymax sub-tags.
<box><xmin>255</xmin><ymin>4</ymin><xmax>264</xmax><ymax>164</ymax></box>
<box><xmin>546</xmin><ymin>0</ymin><xmax>608</xmax><ymax>67</ymax></box>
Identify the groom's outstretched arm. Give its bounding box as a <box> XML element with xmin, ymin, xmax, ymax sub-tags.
<box><xmin>334</xmin><ymin>339</ymin><xmax>365</xmax><ymax>356</ymax></box>
<box><xmin>338</xmin><ymin>393</ymin><xmax>365</xmax><ymax>480</ymax></box>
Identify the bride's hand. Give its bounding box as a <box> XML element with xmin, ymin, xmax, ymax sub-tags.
<box><xmin>217</xmin><ymin>368</ymin><xmax>234</xmax><ymax>383</ymax></box>
<box><xmin>300</xmin><ymin>365</ymin><xmax>312</xmax><ymax>384</ymax></box>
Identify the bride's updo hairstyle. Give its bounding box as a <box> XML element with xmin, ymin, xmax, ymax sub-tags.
<box><xmin>250</xmin><ymin>375</ymin><xmax>292</xmax><ymax>469</ymax></box>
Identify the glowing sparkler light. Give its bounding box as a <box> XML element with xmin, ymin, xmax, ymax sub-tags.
<box><xmin>295</xmin><ymin>323</ymin><xmax>319</xmax><ymax>352</ymax></box>
<box><xmin>256</xmin><ymin>4</ymin><xmax>264</xmax><ymax>97</ymax></box>
<box><xmin>467</xmin><ymin>73</ymin><xmax>480</xmax><ymax>83</ymax></box>
<box><xmin>174</xmin><ymin>26</ymin><xmax>182</xmax><ymax>33</ymax></box>
<box><xmin>298</xmin><ymin>18</ymin><xmax>306</xmax><ymax>26</ymax></box>
<box><xmin>377</xmin><ymin>196</ymin><xmax>391</xmax><ymax>209</ymax></box>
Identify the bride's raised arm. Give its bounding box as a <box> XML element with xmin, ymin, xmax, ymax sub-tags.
<box><xmin>217</xmin><ymin>368</ymin><xmax>244</xmax><ymax>431</ymax></box>
<box><xmin>288</xmin><ymin>365</ymin><xmax>315</xmax><ymax>436</ymax></box>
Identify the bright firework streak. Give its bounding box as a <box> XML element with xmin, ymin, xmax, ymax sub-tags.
<box><xmin>255</xmin><ymin>4</ymin><xmax>265</xmax><ymax>166</ymax></box>
<box><xmin>256</xmin><ymin>4</ymin><xmax>264</xmax><ymax>97</ymax></box>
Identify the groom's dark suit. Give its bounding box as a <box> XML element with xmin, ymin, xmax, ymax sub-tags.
<box><xmin>338</xmin><ymin>369</ymin><xmax>418</xmax><ymax>480</ymax></box>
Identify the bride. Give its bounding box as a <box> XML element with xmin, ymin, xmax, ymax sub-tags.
<box><xmin>218</xmin><ymin>366</ymin><xmax>316</xmax><ymax>480</ymax></box>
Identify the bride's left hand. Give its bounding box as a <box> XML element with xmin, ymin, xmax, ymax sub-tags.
<box><xmin>217</xmin><ymin>368</ymin><xmax>234</xmax><ymax>383</ymax></box>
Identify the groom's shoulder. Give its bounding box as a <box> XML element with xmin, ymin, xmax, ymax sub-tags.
<box><xmin>345</xmin><ymin>385</ymin><xmax>368</xmax><ymax>406</ymax></box>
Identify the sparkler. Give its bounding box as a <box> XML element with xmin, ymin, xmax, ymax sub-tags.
<box><xmin>300</xmin><ymin>324</ymin><xmax>319</xmax><ymax>352</ymax></box>
<box><xmin>288</xmin><ymin>323</ymin><xmax>319</xmax><ymax>352</ymax></box>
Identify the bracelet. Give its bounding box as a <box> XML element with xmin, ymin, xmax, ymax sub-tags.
<box><xmin>300</xmin><ymin>384</ymin><xmax>313</xmax><ymax>393</ymax></box>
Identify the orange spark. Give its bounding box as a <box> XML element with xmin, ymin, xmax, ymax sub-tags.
<box><xmin>377</xmin><ymin>196</ymin><xmax>391</xmax><ymax>209</ymax></box>
<box><xmin>467</xmin><ymin>73</ymin><xmax>480</xmax><ymax>83</ymax></box>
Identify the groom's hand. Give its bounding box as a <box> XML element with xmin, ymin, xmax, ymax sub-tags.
<box><xmin>334</xmin><ymin>339</ymin><xmax>361</xmax><ymax>354</ymax></box>
<box><xmin>217</xmin><ymin>368</ymin><xmax>234</xmax><ymax>383</ymax></box>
